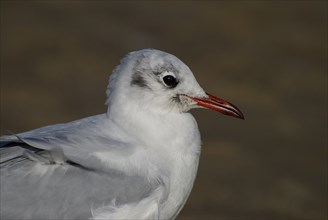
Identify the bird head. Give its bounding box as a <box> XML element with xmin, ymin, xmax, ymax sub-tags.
<box><xmin>106</xmin><ymin>49</ymin><xmax>244</xmax><ymax>119</ymax></box>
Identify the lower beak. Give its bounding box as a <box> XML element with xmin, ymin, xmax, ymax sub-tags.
<box><xmin>190</xmin><ymin>92</ymin><xmax>244</xmax><ymax>119</ymax></box>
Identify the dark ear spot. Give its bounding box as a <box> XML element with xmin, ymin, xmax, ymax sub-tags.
<box><xmin>130</xmin><ymin>72</ymin><xmax>151</xmax><ymax>89</ymax></box>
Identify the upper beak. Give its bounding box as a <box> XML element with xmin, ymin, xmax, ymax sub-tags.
<box><xmin>190</xmin><ymin>92</ymin><xmax>244</xmax><ymax>119</ymax></box>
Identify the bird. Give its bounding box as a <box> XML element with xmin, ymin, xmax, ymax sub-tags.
<box><xmin>0</xmin><ymin>49</ymin><xmax>244</xmax><ymax>219</ymax></box>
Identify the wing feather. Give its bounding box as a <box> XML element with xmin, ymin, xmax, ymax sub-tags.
<box><xmin>0</xmin><ymin>114</ymin><xmax>162</xmax><ymax>219</ymax></box>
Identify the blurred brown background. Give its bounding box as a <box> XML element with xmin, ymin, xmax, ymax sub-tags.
<box><xmin>0</xmin><ymin>1</ymin><xmax>327</xmax><ymax>220</ymax></box>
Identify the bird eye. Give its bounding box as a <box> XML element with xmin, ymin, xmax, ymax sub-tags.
<box><xmin>163</xmin><ymin>75</ymin><xmax>178</xmax><ymax>88</ymax></box>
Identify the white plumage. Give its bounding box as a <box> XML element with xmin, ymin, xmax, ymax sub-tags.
<box><xmin>0</xmin><ymin>49</ymin><xmax>243</xmax><ymax>219</ymax></box>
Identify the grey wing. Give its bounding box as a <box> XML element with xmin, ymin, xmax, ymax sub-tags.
<box><xmin>1</xmin><ymin>161</ymin><xmax>158</xmax><ymax>219</ymax></box>
<box><xmin>0</xmin><ymin>116</ymin><xmax>161</xmax><ymax>219</ymax></box>
<box><xmin>1</xmin><ymin>114</ymin><xmax>139</xmax><ymax>170</ymax></box>
<box><xmin>0</xmin><ymin>144</ymin><xmax>159</xmax><ymax>219</ymax></box>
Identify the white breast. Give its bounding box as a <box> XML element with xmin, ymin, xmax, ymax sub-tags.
<box><xmin>145</xmin><ymin>113</ymin><xmax>202</xmax><ymax>219</ymax></box>
<box><xmin>103</xmin><ymin>107</ymin><xmax>202</xmax><ymax>219</ymax></box>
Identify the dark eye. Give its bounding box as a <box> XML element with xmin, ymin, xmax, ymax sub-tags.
<box><xmin>163</xmin><ymin>75</ymin><xmax>178</xmax><ymax>88</ymax></box>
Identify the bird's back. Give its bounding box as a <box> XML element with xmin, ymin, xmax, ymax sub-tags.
<box><xmin>0</xmin><ymin>114</ymin><xmax>160</xmax><ymax>219</ymax></box>
<box><xmin>1</xmin><ymin>157</ymin><xmax>154</xmax><ymax>219</ymax></box>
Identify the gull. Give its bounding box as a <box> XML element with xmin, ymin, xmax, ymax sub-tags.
<box><xmin>0</xmin><ymin>49</ymin><xmax>244</xmax><ymax>219</ymax></box>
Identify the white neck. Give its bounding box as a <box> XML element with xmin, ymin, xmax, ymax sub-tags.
<box><xmin>107</xmin><ymin>103</ymin><xmax>201</xmax><ymax>219</ymax></box>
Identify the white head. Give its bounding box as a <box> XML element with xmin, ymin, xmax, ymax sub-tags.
<box><xmin>106</xmin><ymin>49</ymin><xmax>244</xmax><ymax>119</ymax></box>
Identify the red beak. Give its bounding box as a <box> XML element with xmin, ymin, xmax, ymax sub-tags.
<box><xmin>190</xmin><ymin>92</ymin><xmax>244</xmax><ymax>119</ymax></box>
